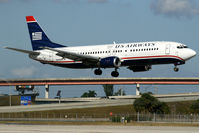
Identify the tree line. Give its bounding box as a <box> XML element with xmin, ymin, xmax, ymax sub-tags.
<box><xmin>81</xmin><ymin>84</ymin><xmax>125</xmax><ymax>98</ymax></box>
<box><xmin>81</xmin><ymin>85</ymin><xmax>199</xmax><ymax>114</ymax></box>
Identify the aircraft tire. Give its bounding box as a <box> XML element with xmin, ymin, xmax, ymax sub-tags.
<box><xmin>94</xmin><ymin>69</ymin><xmax>102</xmax><ymax>75</ymax></box>
<box><xmin>111</xmin><ymin>71</ymin><xmax>119</xmax><ymax>77</ymax></box>
<box><xmin>174</xmin><ymin>67</ymin><xmax>179</xmax><ymax>72</ymax></box>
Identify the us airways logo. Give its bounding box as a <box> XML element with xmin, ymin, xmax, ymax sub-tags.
<box><xmin>32</xmin><ymin>32</ymin><xmax>42</xmax><ymax>41</ymax></box>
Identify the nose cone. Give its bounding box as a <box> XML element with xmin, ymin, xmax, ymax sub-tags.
<box><xmin>185</xmin><ymin>49</ymin><xmax>197</xmax><ymax>60</ymax></box>
<box><xmin>190</xmin><ymin>49</ymin><xmax>197</xmax><ymax>58</ymax></box>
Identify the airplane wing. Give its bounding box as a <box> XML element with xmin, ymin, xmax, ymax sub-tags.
<box><xmin>41</xmin><ymin>47</ymin><xmax>99</xmax><ymax>63</ymax></box>
<box><xmin>5</xmin><ymin>47</ymin><xmax>40</xmax><ymax>55</ymax></box>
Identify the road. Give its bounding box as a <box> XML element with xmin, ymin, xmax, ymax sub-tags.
<box><xmin>0</xmin><ymin>93</ymin><xmax>199</xmax><ymax>113</ymax></box>
<box><xmin>0</xmin><ymin>124</ymin><xmax>199</xmax><ymax>133</ymax></box>
<box><xmin>0</xmin><ymin>99</ymin><xmax>134</xmax><ymax>113</ymax></box>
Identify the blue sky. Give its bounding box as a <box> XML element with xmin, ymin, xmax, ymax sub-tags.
<box><xmin>1</xmin><ymin>0</ymin><xmax>199</xmax><ymax>97</ymax></box>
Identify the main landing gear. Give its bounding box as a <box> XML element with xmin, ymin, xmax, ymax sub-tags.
<box><xmin>94</xmin><ymin>68</ymin><xmax>119</xmax><ymax>77</ymax></box>
<box><xmin>94</xmin><ymin>69</ymin><xmax>102</xmax><ymax>75</ymax></box>
<box><xmin>111</xmin><ymin>68</ymin><xmax>119</xmax><ymax>77</ymax></box>
<box><xmin>111</xmin><ymin>71</ymin><xmax>119</xmax><ymax>77</ymax></box>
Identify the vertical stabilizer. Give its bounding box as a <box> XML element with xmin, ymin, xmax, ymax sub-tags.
<box><xmin>26</xmin><ymin>16</ymin><xmax>65</xmax><ymax>51</ymax></box>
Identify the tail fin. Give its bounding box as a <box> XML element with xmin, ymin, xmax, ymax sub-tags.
<box><xmin>26</xmin><ymin>16</ymin><xmax>65</xmax><ymax>51</ymax></box>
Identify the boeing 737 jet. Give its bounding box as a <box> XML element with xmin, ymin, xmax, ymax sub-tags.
<box><xmin>5</xmin><ymin>16</ymin><xmax>197</xmax><ymax>77</ymax></box>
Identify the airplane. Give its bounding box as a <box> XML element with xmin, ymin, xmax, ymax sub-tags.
<box><xmin>5</xmin><ymin>16</ymin><xmax>197</xmax><ymax>77</ymax></box>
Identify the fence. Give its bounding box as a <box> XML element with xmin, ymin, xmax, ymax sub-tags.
<box><xmin>0</xmin><ymin>112</ymin><xmax>199</xmax><ymax>123</ymax></box>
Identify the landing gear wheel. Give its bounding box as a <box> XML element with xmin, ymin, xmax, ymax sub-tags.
<box><xmin>111</xmin><ymin>71</ymin><xmax>119</xmax><ymax>77</ymax></box>
<box><xmin>174</xmin><ymin>67</ymin><xmax>179</xmax><ymax>72</ymax></box>
<box><xmin>94</xmin><ymin>69</ymin><xmax>102</xmax><ymax>75</ymax></box>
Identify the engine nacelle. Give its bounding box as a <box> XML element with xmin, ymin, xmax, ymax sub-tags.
<box><xmin>100</xmin><ymin>56</ymin><xmax>121</xmax><ymax>68</ymax></box>
<box><xmin>128</xmin><ymin>65</ymin><xmax>152</xmax><ymax>72</ymax></box>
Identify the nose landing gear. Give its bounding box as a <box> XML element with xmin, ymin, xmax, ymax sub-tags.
<box><xmin>173</xmin><ymin>61</ymin><xmax>185</xmax><ymax>72</ymax></box>
<box><xmin>174</xmin><ymin>67</ymin><xmax>179</xmax><ymax>72</ymax></box>
<box><xmin>174</xmin><ymin>64</ymin><xmax>179</xmax><ymax>72</ymax></box>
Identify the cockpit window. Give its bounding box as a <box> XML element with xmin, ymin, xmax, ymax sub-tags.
<box><xmin>177</xmin><ymin>45</ymin><xmax>188</xmax><ymax>49</ymax></box>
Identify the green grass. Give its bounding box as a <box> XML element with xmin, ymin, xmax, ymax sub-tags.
<box><xmin>1</xmin><ymin>100</ymin><xmax>199</xmax><ymax>126</ymax></box>
<box><xmin>0</xmin><ymin>100</ymin><xmax>198</xmax><ymax>121</ymax></box>
<box><xmin>0</xmin><ymin>104</ymin><xmax>136</xmax><ymax>119</ymax></box>
<box><xmin>29</xmin><ymin>101</ymin><xmax>196</xmax><ymax>115</ymax></box>
<box><xmin>167</xmin><ymin>101</ymin><xmax>194</xmax><ymax>114</ymax></box>
<box><xmin>36</xmin><ymin>104</ymin><xmax>135</xmax><ymax>114</ymax></box>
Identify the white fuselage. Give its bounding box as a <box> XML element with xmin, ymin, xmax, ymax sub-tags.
<box><xmin>32</xmin><ymin>41</ymin><xmax>196</xmax><ymax>69</ymax></box>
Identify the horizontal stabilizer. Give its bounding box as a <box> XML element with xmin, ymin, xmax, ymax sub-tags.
<box><xmin>5</xmin><ymin>47</ymin><xmax>40</xmax><ymax>55</ymax></box>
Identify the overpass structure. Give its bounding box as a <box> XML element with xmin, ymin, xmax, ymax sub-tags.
<box><xmin>0</xmin><ymin>77</ymin><xmax>199</xmax><ymax>98</ymax></box>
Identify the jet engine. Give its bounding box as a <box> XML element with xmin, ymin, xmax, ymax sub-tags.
<box><xmin>128</xmin><ymin>65</ymin><xmax>152</xmax><ymax>72</ymax></box>
<box><xmin>100</xmin><ymin>56</ymin><xmax>121</xmax><ymax>68</ymax></box>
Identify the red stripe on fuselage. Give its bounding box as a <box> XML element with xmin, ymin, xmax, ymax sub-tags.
<box><xmin>121</xmin><ymin>55</ymin><xmax>184</xmax><ymax>61</ymax></box>
<box><xmin>42</xmin><ymin>60</ymin><xmax>81</xmax><ymax>63</ymax></box>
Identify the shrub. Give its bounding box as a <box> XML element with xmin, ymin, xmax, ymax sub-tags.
<box><xmin>133</xmin><ymin>93</ymin><xmax>170</xmax><ymax>114</ymax></box>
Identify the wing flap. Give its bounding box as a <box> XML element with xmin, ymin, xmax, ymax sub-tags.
<box><xmin>41</xmin><ymin>47</ymin><xmax>99</xmax><ymax>63</ymax></box>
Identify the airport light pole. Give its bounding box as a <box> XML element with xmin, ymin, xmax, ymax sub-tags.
<box><xmin>5</xmin><ymin>79</ymin><xmax>12</xmax><ymax>106</ymax></box>
<box><xmin>9</xmin><ymin>84</ymin><xmax>12</xmax><ymax>107</ymax></box>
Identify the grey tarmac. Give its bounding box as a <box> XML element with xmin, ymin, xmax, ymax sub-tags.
<box><xmin>0</xmin><ymin>124</ymin><xmax>199</xmax><ymax>133</ymax></box>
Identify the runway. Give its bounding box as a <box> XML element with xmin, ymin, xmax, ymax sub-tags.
<box><xmin>0</xmin><ymin>124</ymin><xmax>199</xmax><ymax>133</ymax></box>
